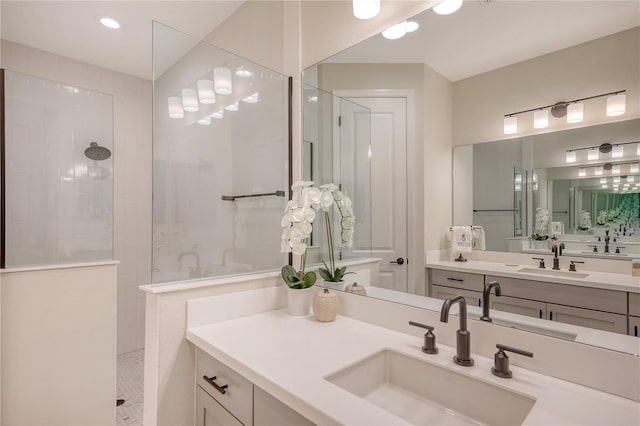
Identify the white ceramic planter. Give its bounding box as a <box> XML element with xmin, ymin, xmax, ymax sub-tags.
<box><xmin>286</xmin><ymin>286</ymin><xmax>315</xmax><ymax>316</ymax></box>
<box><xmin>320</xmin><ymin>279</ymin><xmax>345</xmax><ymax>291</ymax></box>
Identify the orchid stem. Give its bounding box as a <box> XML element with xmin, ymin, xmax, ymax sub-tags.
<box><xmin>325</xmin><ymin>211</ymin><xmax>335</xmax><ymax>275</ymax></box>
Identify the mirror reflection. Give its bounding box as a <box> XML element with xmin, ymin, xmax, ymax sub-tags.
<box><xmin>304</xmin><ymin>0</ymin><xmax>640</xmax><ymax>354</ymax></box>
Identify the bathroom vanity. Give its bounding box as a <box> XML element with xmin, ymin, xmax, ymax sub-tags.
<box><xmin>427</xmin><ymin>260</ymin><xmax>640</xmax><ymax>336</ymax></box>
<box><xmin>186</xmin><ymin>288</ymin><xmax>640</xmax><ymax>426</ymax></box>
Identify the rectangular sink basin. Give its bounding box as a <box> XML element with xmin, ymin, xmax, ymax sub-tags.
<box><xmin>517</xmin><ymin>267</ymin><xmax>589</xmax><ymax>279</ymax></box>
<box><xmin>326</xmin><ymin>349</ymin><xmax>536</xmax><ymax>426</ymax></box>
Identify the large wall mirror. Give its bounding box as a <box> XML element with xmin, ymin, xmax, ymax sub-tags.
<box><xmin>303</xmin><ymin>0</ymin><xmax>640</xmax><ymax>355</ymax></box>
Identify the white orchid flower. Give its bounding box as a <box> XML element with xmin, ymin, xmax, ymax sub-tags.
<box><xmin>303</xmin><ymin>187</ymin><xmax>321</xmax><ymax>205</ymax></box>
<box><xmin>302</xmin><ymin>206</ymin><xmax>316</xmax><ymax>222</ymax></box>
<box><xmin>291</xmin><ymin>241</ymin><xmax>307</xmax><ymax>256</ymax></box>
<box><xmin>320</xmin><ymin>190</ymin><xmax>335</xmax><ymax>211</ymax></box>
<box><xmin>320</xmin><ymin>183</ymin><xmax>338</xmax><ymax>192</ymax></box>
<box><xmin>280</xmin><ymin>240</ymin><xmax>290</xmax><ymax>253</ymax></box>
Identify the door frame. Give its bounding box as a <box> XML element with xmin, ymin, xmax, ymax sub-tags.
<box><xmin>333</xmin><ymin>89</ymin><xmax>420</xmax><ymax>294</ymax></box>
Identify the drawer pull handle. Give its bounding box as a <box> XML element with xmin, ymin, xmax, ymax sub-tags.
<box><xmin>203</xmin><ymin>375</ymin><xmax>228</xmax><ymax>395</ymax></box>
<box><xmin>549</xmin><ymin>311</ymin><xmax>553</xmax><ymax>321</ymax></box>
<box><xmin>635</xmin><ymin>326</ymin><xmax>638</xmax><ymax>337</ymax></box>
<box><xmin>447</xmin><ymin>277</ymin><xmax>464</xmax><ymax>282</ymax></box>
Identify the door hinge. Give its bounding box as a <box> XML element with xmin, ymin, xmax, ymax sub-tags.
<box><xmin>338</xmin><ymin>115</ymin><xmax>342</xmax><ymax>126</ymax></box>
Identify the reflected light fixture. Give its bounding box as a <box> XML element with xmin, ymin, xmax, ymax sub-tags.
<box><xmin>98</xmin><ymin>16</ymin><xmax>120</xmax><ymax>29</ymax></box>
<box><xmin>638</xmin><ymin>144</ymin><xmax>640</xmax><ymax>156</ymax></box>
<box><xmin>504</xmin><ymin>116</ymin><xmax>517</xmax><ymax>135</ymax></box>
<box><xmin>197</xmin><ymin>79</ymin><xmax>216</xmax><ymax>104</ymax></box>
<box><xmin>594</xmin><ymin>166</ymin><xmax>604</xmax><ymax>176</ymax></box>
<box><xmin>628</xmin><ymin>175</ymin><xmax>635</xmax><ymax>183</ymax></box>
<box><xmin>612</xmin><ymin>164</ymin><xmax>621</xmax><ymax>174</ymax></box>
<box><xmin>631</xmin><ymin>163</ymin><xmax>640</xmax><ymax>173</ymax></box>
<box><xmin>382</xmin><ymin>20</ymin><xmax>419</xmax><ymax>40</ymax></box>
<box><xmin>181</xmin><ymin>88</ymin><xmax>199</xmax><ymax>112</ymax></box>
<box><xmin>566</xmin><ymin>103</ymin><xmax>584</xmax><ymax>123</ymax></box>
<box><xmin>613</xmin><ymin>176</ymin><xmax>621</xmax><ymax>184</ymax></box>
<box><xmin>235</xmin><ymin>67</ymin><xmax>253</xmax><ymax>78</ymax></box>
<box><xmin>433</xmin><ymin>0</ymin><xmax>463</xmax><ymax>15</ymax></box>
<box><xmin>503</xmin><ymin>90</ymin><xmax>625</xmax><ymax>135</ymax></box>
<box><xmin>601</xmin><ymin>184</ymin><xmax>608</xmax><ymax>189</ymax></box>
<box><xmin>578</xmin><ymin>167</ymin><xmax>586</xmax><ymax>177</ymax></box>
<box><xmin>168</xmin><ymin>96</ymin><xmax>184</xmax><ymax>119</ymax></box>
<box><xmin>533</xmin><ymin>110</ymin><xmax>548</xmax><ymax>129</ymax></box>
<box><xmin>224</xmin><ymin>102</ymin><xmax>239</xmax><ymax>112</ymax></box>
<box><xmin>211</xmin><ymin>110</ymin><xmax>224</xmax><ymax>119</ymax></box>
<box><xmin>565</xmin><ymin>150</ymin><xmax>576</xmax><ymax>163</ymax></box>
<box><xmin>587</xmin><ymin>147</ymin><xmax>599</xmax><ymax>161</ymax></box>
<box><xmin>600</xmin><ymin>178</ymin><xmax>607</xmax><ymax>184</ymax></box>
<box><xmin>197</xmin><ymin>116</ymin><xmax>211</xmax><ymax>125</ymax></box>
<box><xmin>606</xmin><ymin>93</ymin><xmax>626</xmax><ymax>116</ymax></box>
<box><xmin>214</xmin><ymin>67</ymin><xmax>233</xmax><ymax>95</ymax></box>
<box><xmin>611</xmin><ymin>145</ymin><xmax>624</xmax><ymax>158</ymax></box>
<box><xmin>353</xmin><ymin>0</ymin><xmax>380</xmax><ymax>19</ymax></box>
<box><xmin>242</xmin><ymin>92</ymin><xmax>260</xmax><ymax>103</ymax></box>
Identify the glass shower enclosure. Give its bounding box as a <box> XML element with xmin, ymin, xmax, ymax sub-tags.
<box><xmin>1</xmin><ymin>69</ymin><xmax>114</xmax><ymax>268</ymax></box>
<box><xmin>152</xmin><ymin>22</ymin><xmax>290</xmax><ymax>283</ymax></box>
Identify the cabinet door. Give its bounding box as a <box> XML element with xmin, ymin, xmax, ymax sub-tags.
<box><xmin>629</xmin><ymin>316</ymin><xmax>640</xmax><ymax>337</ymax></box>
<box><xmin>491</xmin><ymin>295</ymin><xmax>546</xmax><ymax>319</ymax></box>
<box><xmin>629</xmin><ymin>293</ymin><xmax>640</xmax><ymax>317</ymax></box>
<box><xmin>431</xmin><ymin>285</ymin><xmax>481</xmax><ymax>307</ymax></box>
<box><xmin>547</xmin><ymin>303</ymin><xmax>627</xmax><ymax>334</ymax></box>
<box><xmin>196</xmin><ymin>386</ymin><xmax>243</xmax><ymax>426</ymax></box>
<box><xmin>254</xmin><ymin>386</ymin><xmax>314</xmax><ymax>426</ymax></box>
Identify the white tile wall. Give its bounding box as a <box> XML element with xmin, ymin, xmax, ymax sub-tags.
<box><xmin>2</xmin><ymin>40</ymin><xmax>152</xmax><ymax>354</ymax></box>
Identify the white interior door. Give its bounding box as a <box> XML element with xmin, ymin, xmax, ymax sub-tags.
<box><xmin>340</xmin><ymin>97</ymin><xmax>408</xmax><ymax>292</ymax></box>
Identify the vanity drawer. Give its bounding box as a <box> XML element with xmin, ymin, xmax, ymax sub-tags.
<box><xmin>628</xmin><ymin>316</ymin><xmax>640</xmax><ymax>337</ymax></box>
<box><xmin>197</xmin><ymin>349</ymin><xmax>253</xmax><ymax>425</ymax></box>
<box><xmin>629</xmin><ymin>293</ymin><xmax>640</xmax><ymax>317</ymax></box>
<box><xmin>430</xmin><ymin>269</ymin><xmax>484</xmax><ymax>292</ymax></box>
<box><xmin>431</xmin><ymin>285</ymin><xmax>481</xmax><ymax>307</ymax></box>
<box><xmin>486</xmin><ymin>275</ymin><xmax>627</xmax><ymax>314</ymax></box>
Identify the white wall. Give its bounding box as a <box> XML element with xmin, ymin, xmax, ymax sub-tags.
<box><xmin>1</xmin><ymin>40</ymin><xmax>152</xmax><ymax>355</ymax></box>
<box><xmin>453</xmin><ymin>27</ymin><xmax>640</xmax><ymax>146</ymax></box>
<box><xmin>1</xmin><ymin>263</ymin><xmax>117</xmax><ymax>425</ymax></box>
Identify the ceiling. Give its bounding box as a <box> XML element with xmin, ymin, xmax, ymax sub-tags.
<box><xmin>324</xmin><ymin>0</ymin><xmax>640</xmax><ymax>81</ymax></box>
<box><xmin>0</xmin><ymin>1</ymin><xmax>245</xmax><ymax>80</ymax></box>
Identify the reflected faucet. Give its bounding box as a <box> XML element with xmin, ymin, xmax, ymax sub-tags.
<box><xmin>604</xmin><ymin>230</ymin><xmax>611</xmax><ymax>253</ymax></box>
<box><xmin>480</xmin><ymin>281</ymin><xmax>502</xmax><ymax>323</ymax></box>
<box><xmin>178</xmin><ymin>251</ymin><xmax>202</xmax><ymax>278</ymax></box>
<box><xmin>440</xmin><ymin>296</ymin><xmax>474</xmax><ymax>367</ymax></box>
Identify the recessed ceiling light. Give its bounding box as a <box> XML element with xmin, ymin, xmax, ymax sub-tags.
<box><xmin>433</xmin><ymin>0</ymin><xmax>463</xmax><ymax>15</ymax></box>
<box><xmin>98</xmin><ymin>16</ymin><xmax>120</xmax><ymax>29</ymax></box>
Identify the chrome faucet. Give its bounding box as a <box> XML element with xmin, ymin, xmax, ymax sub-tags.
<box><xmin>551</xmin><ymin>244</ymin><xmax>560</xmax><ymax>270</ymax></box>
<box><xmin>480</xmin><ymin>281</ymin><xmax>502</xmax><ymax>323</ymax></box>
<box><xmin>440</xmin><ymin>296</ymin><xmax>474</xmax><ymax>367</ymax></box>
<box><xmin>178</xmin><ymin>251</ymin><xmax>202</xmax><ymax>278</ymax></box>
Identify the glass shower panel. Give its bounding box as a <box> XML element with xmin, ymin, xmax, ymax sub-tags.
<box><xmin>152</xmin><ymin>22</ymin><xmax>289</xmax><ymax>284</ymax></box>
<box><xmin>302</xmin><ymin>84</ymin><xmax>372</xmax><ymax>266</ymax></box>
<box><xmin>2</xmin><ymin>70</ymin><xmax>114</xmax><ymax>267</ymax></box>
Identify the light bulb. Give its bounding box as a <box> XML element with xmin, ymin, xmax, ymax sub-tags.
<box><xmin>630</xmin><ymin>163</ymin><xmax>640</xmax><ymax>173</ymax></box>
<box><xmin>606</xmin><ymin>94</ymin><xmax>626</xmax><ymax>116</ymax></box>
<box><xmin>211</xmin><ymin>110</ymin><xmax>224</xmax><ymax>119</ymax></box>
<box><xmin>533</xmin><ymin>110</ymin><xmax>548</xmax><ymax>129</ymax></box>
<box><xmin>613</xmin><ymin>176</ymin><xmax>620</xmax><ymax>184</ymax></box>
<box><xmin>197</xmin><ymin>116</ymin><xmax>211</xmax><ymax>125</ymax></box>
<box><xmin>565</xmin><ymin>150</ymin><xmax>576</xmax><ymax>163</ymax></box>
<box><xmin>567</xmin><ymin>103</ymin><xmax>583</xmax><ymax>123</ymax></box>
<box><xmin>578</xmin><ymin>168</ymin><xmax>586</xmax><ymax>177</ymax></box>
<box><xmin>587</xmin><ymin>148</ymin><xmax>599</xmax><ymax>161</ymax></box>
<box><xmin>504</xmin><ymin>116</ymin><xmax>517</xmax><ymax>134</ymax></box>
<box><xmin>353</xmin><ymin>0</ymin><xmax>380</xmax><ymax>19</ymax></box>
<box><xmin>612</xmin><ymin>145</ymin><xmax>623</xmax><ymax>158</ymax></box>
<box><xmin>224</xmin><ymin>102</ymin><xmax>239</xmax><ymax>111</ymax></box>
<box><xmin>197</xmin><ymin>79</ymin><xmax>216</xmax><ymax>104</ymax></box>
<box><xmin>242</xmin><ymin>92</ymin><xmax>260</xmax><ymax>103</ymax></box>
<box><xmin>181</xmin><ymin>88</ymin><xmax>199</xmax><ymax>112</ymax></box>
<box><xmin>382</xmin><ymin>23</ymin><xmax>407</xmax><ymax>40</ymax></box>
<box><xmin>433</xmin><ymin>0</ymin><xmax>463</xmax><ymax>15</ymax></box>
<box><xmin>214</xmin><ymin>67</ymin><xmax>232</xmax><ymax>95</ymax></box>
<box><xmin>168</xmin><ymin>96</ymin><xmax>184</xmax><ymax>119</ymax></box>
<box><xmin>594</xmin><ymin>166</ymin><xmax>603</xmax><ymax>176</ymax></box>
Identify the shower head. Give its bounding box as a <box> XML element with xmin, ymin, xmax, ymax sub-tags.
<box><xmin>84</xmin><ymin>142</ymin><xmax>112</xmax><ymax>161</ymax></box>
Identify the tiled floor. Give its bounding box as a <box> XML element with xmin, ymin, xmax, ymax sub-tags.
<box><xmin>117</xmin><ymin>349</ymin><xmax>144</xmax><ymax>426</ymax></box>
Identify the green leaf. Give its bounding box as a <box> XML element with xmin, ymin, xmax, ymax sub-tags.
<box><xmin>301</xmin><ymin>271</ymin><xmax>317</xmax><ymax>289</ymax></box>
<box><xmin>318</xmin><ymin>268</ymin><xmax>332</xmax><ymax>281</ymax></box>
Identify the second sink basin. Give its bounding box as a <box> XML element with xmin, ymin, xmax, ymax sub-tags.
<box><xmin>325</xmin><ymin>349</ymin><xmax>536</xmax><ymax>426</ymax></box>
<box><xmin>517</xmin><ymin>267</ymin><xmax>589</xmax><ymax>279</ymax></box>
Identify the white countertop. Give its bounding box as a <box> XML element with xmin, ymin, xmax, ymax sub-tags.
<box><xmin>427</xmin><ymin>259</ymin><xmax>640</xmax><ymax>294</ymax></box>
<box><xmin>187</xmin><ymin>310</ymin><xmax>640</xmax><ymax>426</ymax></box>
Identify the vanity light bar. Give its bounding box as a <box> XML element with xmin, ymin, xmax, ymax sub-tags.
<box><xmin>504</xmin><ymin>90</ymin><xmax>625</xmax><ymax>135</ymax></box>
<box><xmin>575</xmin><ymin>160</ymin><xmax>640</xmax><ymax>177</ymax></box>
<box><xmin>565</xmin><ymin>140</ymin><xmax>639</xmax><ymax>164</ymax></box>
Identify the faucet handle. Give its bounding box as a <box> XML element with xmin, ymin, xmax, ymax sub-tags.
<box><xmin>615</xmin><ymin>246</ymin><xmax>626</xmax><ymax>254</ymax></box>
<box><xmin>587</xmin><ymin>244</ymin><xmax>598</xmax><ymax>253</ymax></box>
<box><xmin>569</xmin><ymin>260</ymin><xmax>584</xmax><ymax>272</ymax></box>
<box><xmin>531</xmin><ymin>257</ymin><xmax>545</xmax><ymax>268</ymax></box>
<box><xmin>492</xmin><ymin>344</ymin><xmax>534</xmax><ymax>379</ymax></box>
<box><xmin>408</xmin><ymin>321</ymin><xmax>438</xmax><ymax>354</ymax></box>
